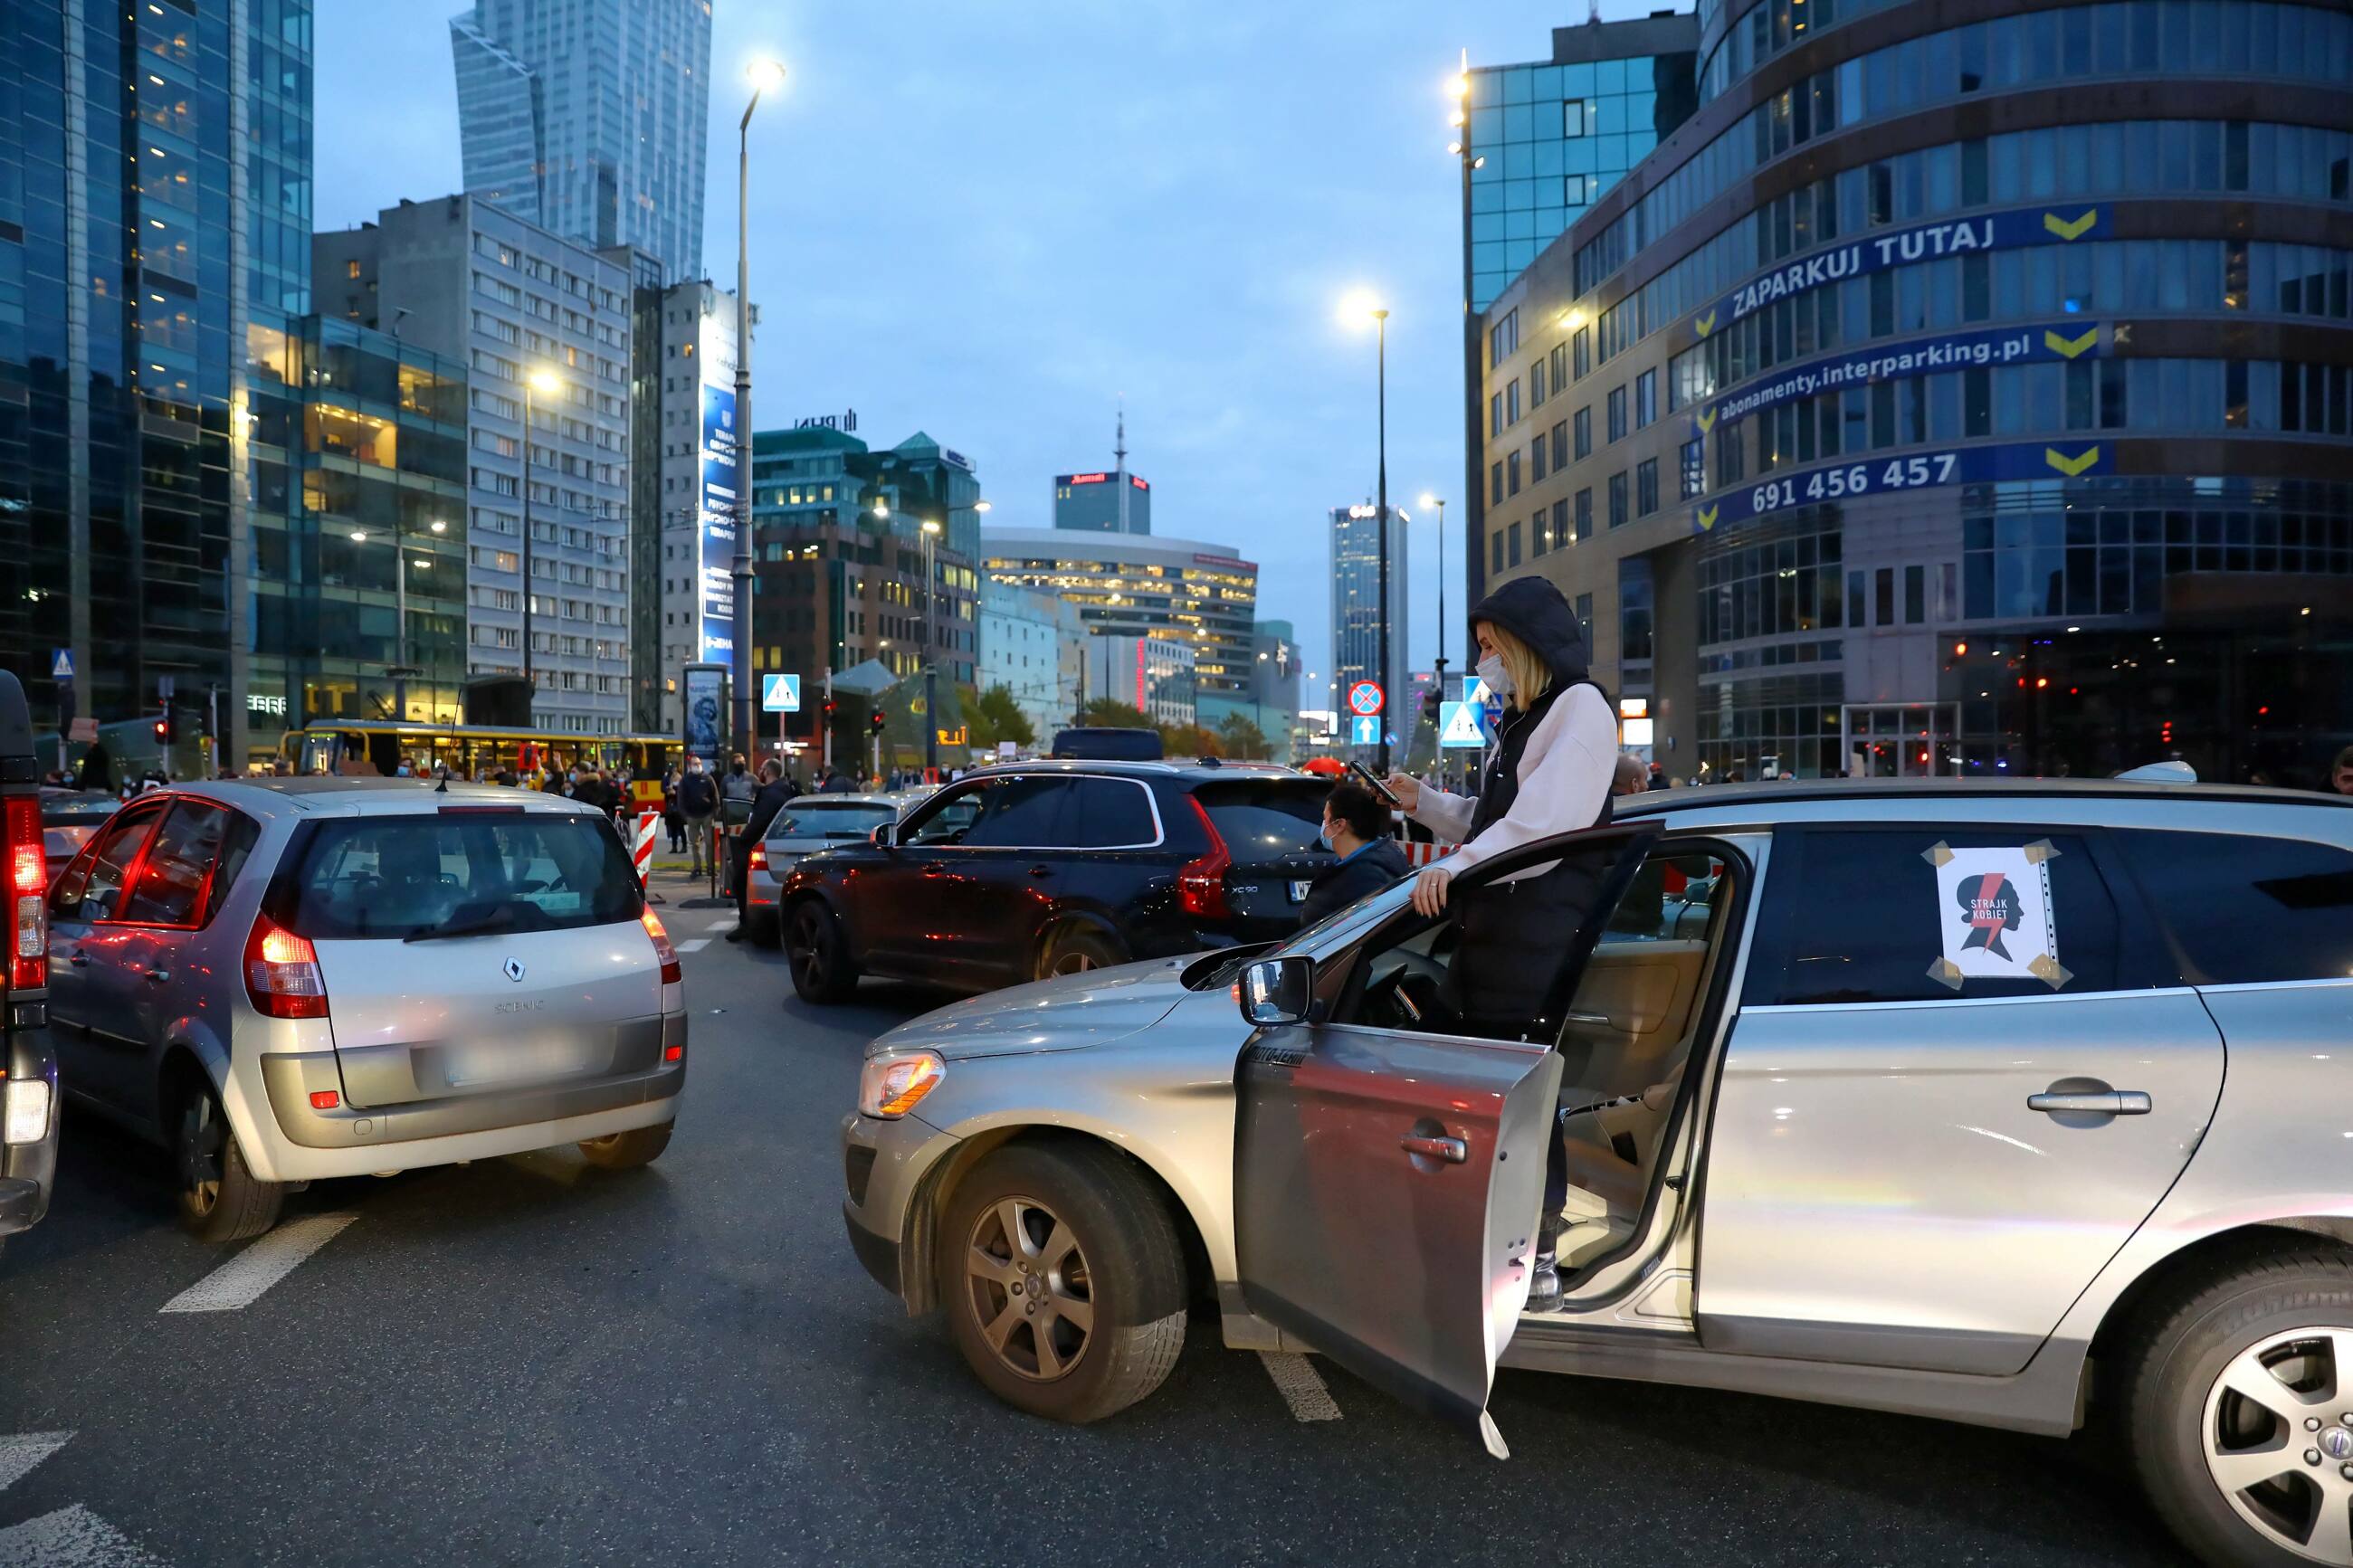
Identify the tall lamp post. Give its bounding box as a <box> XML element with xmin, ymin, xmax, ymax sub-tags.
<box><xmin>523</xmin><ymin>369</ymin><xmax>560</xmax><ymax>721</ymax></box>
<box><xmin>734</xmin><ymin>59</ymin><xmax>786</xmax><ymax>770</ymax></box>
<box><xmin>1340</xmin><ymin>290</ymin><xmax>1393</xmax><ymax>774</ymax></box>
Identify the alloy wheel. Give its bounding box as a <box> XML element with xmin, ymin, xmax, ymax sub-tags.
<box><xmin>2202</xmin><ymin>1326</ymin><xmax>2353</xmax><ymax>1563</ymax></box>
<box><xmin>963</xmin><ymin>1195</ymin><xmax>1095</xmax><ymax>1382</ymax></box>
<box><xmin>177</xmin><ymin>1095</ymin><xmax>224</xmax><ymax>1218</ymax></box>
<box><xmin>788</xmin><ymin>908</ymin><xmax>828</xmax><ymax>991</ymax></box>
<box><xmin>1049</xmin><ymin>949</ymin><xmax>1097</xmax><ymax>977</ymax></box>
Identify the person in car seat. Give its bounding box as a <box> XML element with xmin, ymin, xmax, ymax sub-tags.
<box><xmin>1384</xmin><ymin>575</ymin><xmax>1616</xmax><ymax>1311</ymax></box>
<box><xmin>1297</xmin><ymin>782</ymin><xmax>1410</xmax><ymax>927</ymax></box>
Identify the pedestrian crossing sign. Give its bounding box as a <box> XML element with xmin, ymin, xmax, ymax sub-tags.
<box><xmin>761</xmin><ymin>673</ymin><xmax>801</xmax><ymax>712</ymax></box>
<box><xmin>1438</xmin><ymin>701</ymin><xmax>1486</xmax><ymax>749</ymax></box>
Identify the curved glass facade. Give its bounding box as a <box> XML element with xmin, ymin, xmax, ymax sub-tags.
<box><xmin>1470</xmin><ymin>0</ymin><xmax>2353</xmax><ymax>787</ymax></box>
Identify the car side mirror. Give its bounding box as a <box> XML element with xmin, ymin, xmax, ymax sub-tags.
<box><xmin>871</xmin><ymin>823</ymin><xmax>895</xmax><ymax>849</ymax></box>
<box><xmin>1239</xmin><ymin>955</ymin><xmax>1315</xmax><ymax>1027</ymax></box>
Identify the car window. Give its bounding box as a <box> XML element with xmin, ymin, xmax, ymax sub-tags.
<box><xmin>1605</xmin><ymin>849</ymin><xmax>1723</xmax><ymax>941</ymax></box>
<box><xmin>53</xmin><ymin>800</ymin><xmax>167</xmax><ymax>922</ymax></box>
<box><xmin>899</xmin><ymin>785</ymin><xmax>986</xmax><ymax>846</ymax></box>
<box><xmin>1742</xmin><ymin>828</ymin><xmax>2139</xmax><ymax>1007</ymax></box>
<box><xmin>771</xmin><ymin>802</ymin><xmax>896</xmax><ymax>840</ymax></box>
<box><xmin>276</xmin><ymin>813</ymin><xmax>641</xmax><ymax>939</ymax></box>
<box><xmin>1065</xmin><ymin>778</ymin><xmax>1157</xmax><ymax>849</ymax></box>
<box><xmin>119</xmin><ymin>800</ymin><xmax>232</xmax><ymax>926</ymax></box>
<box><xmin>1195</xmin><ymin>782</ymin><xmax>1323</xmax><ymax>860</ymax></box>
<box><xmin>2115</xmin><ymin>829</ymin><xmax>2353</xmax><ymax>985</ymax></box>
<box><xmin>961</xmin><ymin>776</ymin><xmax>1075</xmax><ymax>849</ymax></box>
<box><xmin>202</xmin><ymin>813</ymin><xmax>260</xmax><ymax>927</ymax></box>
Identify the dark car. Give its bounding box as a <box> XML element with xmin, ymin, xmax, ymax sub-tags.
<box><xmin>0</xmin><ymin>675</ymin><xmax>59</xmax><ymax>1259</ymax></box>
<box><xmin>39</xmin><ymin>785</ymin><xmax>119</xmax><ymax>885</ymax></box>
<box><xmin>777</xmin><ymin>760</ymin><xmax>1338</xmax><ymax>1001</ymax></box>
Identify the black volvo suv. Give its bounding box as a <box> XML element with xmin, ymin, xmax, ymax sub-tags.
<box><xmin>777</xmin><ymin>760</ymin><xmax>1338</xmax><ymax>1002</ymax></box>
<box><xmin>0</xmin><ymin>670</ymin><xmax>58</xmax><ymax>1260</ymax></box>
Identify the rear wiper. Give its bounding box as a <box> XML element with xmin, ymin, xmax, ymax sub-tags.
<box><xmin>404</xmin><ymin>910</ymin><xmax>524</xmax><ymax>943</ymax></box>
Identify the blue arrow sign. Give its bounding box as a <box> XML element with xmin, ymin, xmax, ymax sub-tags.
<box><xmin>1350</xmin><ymin>715</ymin><xmax>1380</xmax><ymax>746</ymax></box>
<box><xmin>760</xmin><ymin>672</ymin><xmax>801</xmax><ymax>712</ymax></box>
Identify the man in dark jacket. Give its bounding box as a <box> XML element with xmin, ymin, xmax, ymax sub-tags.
<box><xmin>727</xmin><ymin>760</ymin><xmax>795</xmax><ymax>940</ymax></box>
<box><xmin>678</xmin><ymin>755</ymin><xmax>719</xmax><ymax>876</ymax></box>
<box><xmin>1297</xmin><ymin>781</ymin><xmax>1411</xmax><ymax>927</ymax></box>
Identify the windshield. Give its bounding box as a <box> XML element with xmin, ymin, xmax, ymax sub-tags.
<box><xmin>1194</xmin><ymin>781</ymin><xmax>1328</xmax><ymax>860</ymax></box>
<box><xmin>277</xmin><ymin>812</ymin><xmax>642</xmax><ymax>940</ymax></box>
<box><xmin>771</xmin><ymin>803</ymin><xmax>896</xmax><ymax>839</ymax></box>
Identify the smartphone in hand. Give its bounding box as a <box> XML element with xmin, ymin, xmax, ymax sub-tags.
<box><xmin>1346</xmin><ymin>760</ymin><xmax>1400</xmax><ymax>805</ymax></box>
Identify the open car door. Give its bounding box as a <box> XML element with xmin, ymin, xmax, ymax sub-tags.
<box><xmin>1232</xmin><ymin>825</ymin><xmax>1658</xmax><ymax>1457</ymax></box>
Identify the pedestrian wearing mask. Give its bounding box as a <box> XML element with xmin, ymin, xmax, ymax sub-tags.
<box><xmin>662</xmin><ymin>763</ymin><xmax>685</xmax><ymax>852</ymax></box>
<box><xmin>727</xmin><ymin>760</ymin><xmax>794</xmax><ymax>941</ymax></box>
<box><xmin>1384</xmin><ymin>575</ymin><xmax>1615</xmax><ymax>1311</ymax></box>
<box><xmin>679</xmin><ymin>755</ymin><xmax>719</xmax><ymax>875</ymax></box>
<box><xmin>1297</xmin><ymin>781</ymin><xmax>1411</xmax><ymax>927</ymax></box>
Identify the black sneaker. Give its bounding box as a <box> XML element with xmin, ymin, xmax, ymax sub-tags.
<box><xmin>724</xmin><ymin>926</ymin><xmax>746</xmax><ymax>943</ymax></box>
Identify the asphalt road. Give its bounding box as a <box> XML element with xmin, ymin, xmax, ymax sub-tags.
<box><xmin>0</xmin><ymin>871</ymin><xmax>2196</xmax><ymax>1567</ymax></box>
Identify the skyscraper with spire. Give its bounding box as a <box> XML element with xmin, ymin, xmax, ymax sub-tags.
<box><xmin>1052</xmin><ymin>405</ymin><xmax>1152</xmax><ymax>534</ymax></box>
<box><xmin>449</xmin><ymin>0</ymin><xmax>710</xmax><ymax>282</ymax></box>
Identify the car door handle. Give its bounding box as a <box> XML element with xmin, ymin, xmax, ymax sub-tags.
<box><xmin>1026</xmin><ymin>865</ymin><xmax>1053</xmax><ymax>878</ymax></box>
<box><xmin>68</xmin><ymin>954</ymin><xmax>88</xmax><ymax>967</ymax></box>
<box><xmin>1563</xmin><ymin>1011</ymin><xmax>1610</xmax><ymax>1027</ymax></box>
<box><xmin>921</xmin><ymin>866</ymin><xmax>948</xmax><ymax>878</ymax></box>
<box><xmin>1400</xmin><ymin>1134</ymin><xmax>1468</xmax><ymax>1164</ymax></box>
<box><xmin>2027</xmin><ymin>1089</ymin><xmax>2152</xmax><ymax>1117</ymax></box>
<box><xmin>143</xmin><ymin>969</ymin><xmax>171</xmax><ymax>984</ymax></box>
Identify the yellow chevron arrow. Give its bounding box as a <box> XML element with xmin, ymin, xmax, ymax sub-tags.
<box><xmin>1696</xmin><ymin>504</ymin><xmax>1720</xmax><ymax>530</ymax></box>
<box><xmin>2043</xmin><ymin>208</ymin><xmax>2098</xmax><ymax>242</ymax></box>
<box><xmin>1694</xmin><ymin>309</ymin><xmax>1717</xmax><ymax>337</ymax></box>
<box><xmin>2044</xmin><ymin>444</ymin><xmax>2101</xmax><ymax>478</ymax></box>
<box><xmin>1696</xmin><ymin>408</ymin><xmax>1718</xmax><ymax>434</ymax></box>
<box><xmin>2044</xmin><ymin>327</ymin><xmax>2098</xmax><ymax>359</ymax></box>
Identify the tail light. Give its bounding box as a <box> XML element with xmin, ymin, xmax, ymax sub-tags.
<box><xmin>641</xmin><ymin>908</ymin><xmax>681</xmax><ymax>984</ymax></box>
<box><xmin>1177</xmin><ymin>796</ymin><xmax>1232</xmax><ymax>921</ymax></box>
<box><xmin>4</xmin><ymin>795</ymin><xmax>46</xmax><ymax>992</ymax></box>
<box><xmin>244</xmin><ymin>914</ymin><xmax>329</xmax><ymax>1019</ymax></box>
<box><xmin>745</xmin><ymin>841</ymin><xmax>769</xmax><ymax>903</ymax></box>
<box><xmin>747</xmin><ymin>842</ymin><xmax>767</xmax><ymax>872</ymax></box>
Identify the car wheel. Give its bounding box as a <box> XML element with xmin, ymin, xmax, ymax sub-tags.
<box><xmin>1036</xmin><ymin>927</ymin><xmax>1122</xmax><ymax>982</ymax></box>
<box><xmin>937</xmin><ymin>1142</ymin><xmax>1187</xmax><ymax>1424</ymax></box>
<box><xmin>786</xmin><ymin>899</ymin><xmax>859</xmax><ymax>1003</ymax></box>
<box><xmin>174</xmin><ymin>1080</ymin><xmax>283</xmax><ymax>1244</ymax></box>
<box><xmin>2124</xmin><ymin>1244</ymin><xmax>2353</xmax><ymax>1566</ymax></box>
<box><xmin>576</xmin><ymin>1121</ymin><xmax>673</xmax><ymax>1170</ymax></box>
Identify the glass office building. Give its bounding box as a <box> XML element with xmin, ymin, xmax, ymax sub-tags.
<box><xmin>1329</xmin><ymin>504</ymin><xmax>1412</xmax><ymax>738</ymax></box>
<box><xmin>1464</xmin><ymin>14</ymin><xmax>1700</xmax><ymax>314</ymax></box>
<box><xmin>449</xmin><ymin>0</ymin><xmax>711</xmax><ymax>283</ymax></box>
<box><xmin>979</xmin><ymin>528</ymin><xmax>1261</xmax><ymax>702</ymax></box>
<box><xmin>0</xmin><ymin>0</ymin><xmax>312</xmax><ymax>761</ymax></box>
<box><xmin>1471</xmin><ymin>0</ymin><xmax>2353</xmax><ymax>785</ymax></box>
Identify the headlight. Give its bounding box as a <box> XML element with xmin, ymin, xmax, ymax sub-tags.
<box><xmin>858</xmin><ymin>1050</ymin><xmax>945</xmax><ymax>1119</ymax></box>
<box><xmin>3</xmin><ymin>1077</ymin><xmax>50</xmax><ymax>1145</ymax></box>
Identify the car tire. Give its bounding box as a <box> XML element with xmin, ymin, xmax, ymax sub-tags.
<box><xmin>2123</xmin><ymin>1243</ymin><xmax>2353</xmax><ymax>1567</ymax></box>
<box><xmin>937</xmin><ymin>1142</ymin><xmax>1187</xmax><ymax>1424</ymax></box>
<box><xmin>786</xmin><ymin>899</ymin><xmax>859</xmax><ymax>1003</ymax></box>
<box><xmin>576</xmin><ymin>1121</ymin><xmax>673</xmax><ymax>1170</ymax></box>
<box><xmin>174</xmin><ymin>1079</ymin><xmax>284</xmax><ymax>1244</ymax></box>
<box><xmin>1036</xmin><ymin>926</ymin><xmax>1123</xmax><ymax>982</ymax></box>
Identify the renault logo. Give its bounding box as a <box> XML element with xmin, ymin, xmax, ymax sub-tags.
<box><xmin>502</xmin><ymin>957</ymin><xmax>526</xmax><ymax>984</ymax></box>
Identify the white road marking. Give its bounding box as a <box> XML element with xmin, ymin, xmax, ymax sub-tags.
<box><xmin>1256</xmin><ymin>1351</ymin><xmax>1341</xmax><ymax>1421</ymax></box>
<box><xmin>0</xmin><ymin>1505</ymin><xmax>167</xmax><ymax>1567</ymax></box>
<box><xmin>705</xmin><ymin>918</ymin><xmax>736</xmax><ymax>933</ymax></box>
<box><xmin>677</xmin><ymin>937</ymin><xmax>710</xmax><ymax>953</ymax></box>
<box><xmin>0</xmin><ymin>1432</ymin><xmax>69</xmax><ymax>1496</ymax></box>
<box><xmin>157</xmin><ymin>1213</ymin><xmax>357</xmax><ymax>1314</ymax></box>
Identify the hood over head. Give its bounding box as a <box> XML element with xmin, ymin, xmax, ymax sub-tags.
<box><xmin>1466</xmin><ymin>575</ymin><xmax>1596</xmax><ymax>693</ymax></box>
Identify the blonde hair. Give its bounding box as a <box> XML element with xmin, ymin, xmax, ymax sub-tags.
<box><xmin>1480</xmin><ymin>620</ymin><xmax>1554</xmax><ymax>712</ymax></box>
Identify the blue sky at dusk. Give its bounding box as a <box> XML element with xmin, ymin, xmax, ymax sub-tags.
<box><xmin>314</xmin><ymin>0</ymin><xmax>1676</xmax><ymax>703</ymax></box>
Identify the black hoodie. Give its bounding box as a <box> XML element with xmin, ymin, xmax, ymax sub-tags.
<box><xmin>1462</xmin><ymin>576</ymin><xmax>1609</xmax><ymax>842</ymax></box>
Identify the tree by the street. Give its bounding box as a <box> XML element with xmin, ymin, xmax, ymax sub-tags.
<box><xmin>1076</xmin><ymin>697</ymin><xmax>1154</xmax><ymax>729</ymax></box>
<box><xmin>1215</xmin><ymin>713</ymin><xmax>1271</xmax><ymax>760</ymax></box>
<box><xmin>964</xmin><ymin>683</ymin><xmax>1036</xmax><ymax>752</ymax></box>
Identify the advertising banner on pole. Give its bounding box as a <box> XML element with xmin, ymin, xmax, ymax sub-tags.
<box><xmin>681</xmin><ymin>663</ymin><xmax>727</xmax><ymax>766</ymax></box>
<box><xmin>697</xmin><ymin>385</ymin><xmax>739</xmax><ymax>664</ymax></box>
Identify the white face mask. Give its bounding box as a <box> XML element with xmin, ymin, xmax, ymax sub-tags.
<box><xmin>1476</xmin><ymin>652</ymin><xmax>1514</xmax><ymax>698</ymax></box>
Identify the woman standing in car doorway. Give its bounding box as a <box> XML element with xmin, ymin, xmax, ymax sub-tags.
<box><xmin>1386</xmin><ymin>573</ymin><xmax>1617</xmax><ymax>1309</ymax></box>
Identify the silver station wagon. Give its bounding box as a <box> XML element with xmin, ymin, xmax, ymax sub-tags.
<box><xmin>49</xmin><ymin>779</ymin><xmax>687</xmax><ymax>1241</ymax></box>
<box><xmin>843</xmin><ymin>778</ymin><xmax>2353</xmax><ymax>1568</ymax></box>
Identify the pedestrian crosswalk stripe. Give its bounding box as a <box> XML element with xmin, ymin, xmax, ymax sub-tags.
<box><xmin>158</xmin><ymin>1213</ymin><xmax>357</xmax><ymax>1314</ymax></box>
<box><xmin>1256</xmin><ymin>1351</ymin><xmax>1341</xmax><ymax>1421</ymax></box>
<box><xmin>677</xmin><ymin>937</ymin><xmax>710</xmax><ymax>953</ymax></box>
<box><xmin>0</xmin><ymin>1505</ymin><xmax>167</xmax><ymax>1567</ymax></box>
<box><xmin>0</xmin><ymin>1433</ymin><xmax>68</xmax><ymax>1497</ymax></box>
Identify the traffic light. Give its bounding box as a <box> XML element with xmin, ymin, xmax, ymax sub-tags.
<box><xmin>1421</xmin><ymin>688</ymin><xmax>1443</xmax><ymax>724</ymax></box>
<box><xmin>822</xmin><ymin>697</ymin><xmax>837</xmax><ymax>724</ymax></box>
<box><xmin>152</xmin><ymin>715</ymin><xmax>168</xmax><ymax>745</ymax></box>
<box><xmin>869</xmin><ymin>708</ymin><xmax>886</xmax><ymax>736</ymax></box>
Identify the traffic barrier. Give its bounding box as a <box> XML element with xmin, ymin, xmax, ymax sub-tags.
<box><xmin>633</xmin><ymin>811</ymin><xmax>658</xmax><ymax>883</ymax></box>
<box><xmin>1402</xmin><ymin>841</ymin><xmax>1457</xmax><ymax>867</ymax></box>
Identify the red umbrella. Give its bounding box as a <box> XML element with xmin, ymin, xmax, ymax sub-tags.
<box><xmin>1300</xmin><ymin>756</ymin><xmax>1346</xmax><ymax>776</ymax></box>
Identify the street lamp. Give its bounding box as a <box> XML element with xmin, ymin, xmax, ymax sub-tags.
<box><xmin>522</xmin><ymin>369</ymin><xmax>561</xmax><ymax>715</ymax></box>
<box><xmin>1419</xmin><ymin>492</ymin><xmax>1448</xmax><ymax>696</ymax></box>
<box><xmin>921</xmin><ymin>518</ymin><xmax>942</xmax><ymax>775</ymax></box>
<box><xmin>735</xmin><ymin>57</ymin><xmax>786</xmax><ymax>771</ymax></box>
<box><xmin>1339</xmin><ymin>291</ymin><xmax>1393</xmax><ymax>773</ymax></box>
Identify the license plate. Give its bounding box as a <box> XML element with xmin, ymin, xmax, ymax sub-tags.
<box><xmin>444</xmin><ymin>1035</ymin><xmax>595</xmax><ymax>1089</ymax></box>
<box><xmin>1288</xmin><ymin>880</ymin><xmax>1312</xmax><ymax>903</ymax></box>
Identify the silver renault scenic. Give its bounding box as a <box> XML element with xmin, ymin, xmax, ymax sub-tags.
<box><xmin>843</xmin><ymin>778</ymin><xmax>2353</xmax><ymax>1568</ymax></box>
<box><xmin>50</xmin><ymin>778</ymin><xmax>687</xmax><ymax>1241</ymax></box>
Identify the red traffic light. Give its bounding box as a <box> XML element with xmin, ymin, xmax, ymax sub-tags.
<box><xmin>869</xmin><ymin>708</ymin><xmax>886</xmax><ymax>735</ymax></box>
<box><xmin>152</xmin><ymin>717</ymin><xmax>168</xmax><ymax>743</ymax></box>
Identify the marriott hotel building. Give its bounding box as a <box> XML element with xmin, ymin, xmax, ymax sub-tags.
<box><xmin>1464</xmin><ymin>0</ymin><xmax>2353</xmax><ymax>785</ymax></box>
